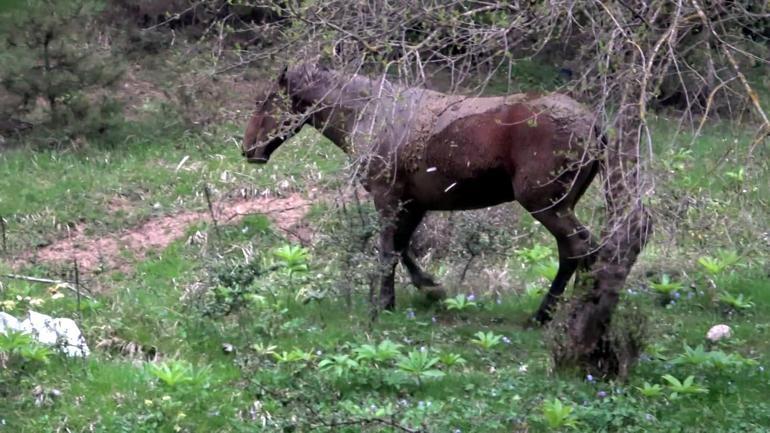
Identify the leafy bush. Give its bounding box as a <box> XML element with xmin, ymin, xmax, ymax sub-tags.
<box><xmin>146</xmin><ymin>360</ymin><xmax>211</xmax><ymax>389</ymax></box>
<box><xmin>273</xmin><ymin>244</ymin><xmax>310</xmax><ymax>277</ymax></box>
<box><xmin>636</xmin><ymin>382</ymin><xmax>664</xmax><ymax>398</ymax></box>
<box><xmin>541</xmin><ymin>398</ymin><xmax>579</xmax><ymax>429</ymax></box>
<box><xmin>697</xmin><ymin>250</ymin><xmax>740</xmax><ymax>276</ymax></box>
<box><xmin>718</xmin><ymin>291</ymin><xmax>755</xmax><ymax>312</ymax></box>
<box><xmin>273</xmin><ymin>348</ymin><xmax>316</xmax><ymax>364</ymax></box>
<box><xmin>438</xmin><ymin>352</ymin><xmax>466</xmax><ymax>368</ymax></box>
<box><xmin>671</xmin><ymin>344</ymin><xmax>757</xmax><ymax>370</ymax></box>
<box><xmin>353</xmin><ymin>340</ymin><xmax>403</xmax><ymax>366</ymax></box>
<box><xmin>649</xmin><ymin>274</ymin><xmax>684</xmax><ymax>305</ymax></box>
<box><xmin>515</xmin><ymin>244</ymin><xmax>552</xmax><ymax>263</ymax></box>
<box><xmin>395</xmin><ymin>350</ymin><xmax>445</xmax><ymax>385</ymax></box>
<box><xmin>471</xmin><ymin>331</ymin><xmax>503</xmax><ymax>351</ymax></box>
<box><xmin>318</xmin><ymin>354</ymin><xmax>359</xmax><ymax>378</ymax></box>
<box><xmin>0</xmin><ymin>330</ymin><xmax>53</xmax><ymax>366</ymax></box>
<box><xmin>660</xmin><ymin>374</ymin><xmax>708</xmax><ymax>399</ymax></box>
<box><xmin>443</xmin><ymin>293</ymin><xmax>478</xmax><ymax>311</ymax></box>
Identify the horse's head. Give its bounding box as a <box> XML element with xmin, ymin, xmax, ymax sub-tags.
<box><xmin>242</xmin><ymin>69</ymin><xmax>293</xmax><ymax>164</ymax></box>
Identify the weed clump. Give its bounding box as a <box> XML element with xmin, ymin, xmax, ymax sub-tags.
<box><xmin>193</xmin><ymin>259</ymin><xmax>268</xmax><ymax>317</ymax></box>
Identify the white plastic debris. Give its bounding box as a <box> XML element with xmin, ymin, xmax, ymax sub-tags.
<box><xmin>0</xmin><ymin>311</ymin><xmax>89</xmax><ymax>357</ymax></box>
<box><xmin>706</xmin><ymin>324</ymin><xmax>732</xmax><ymax>343</ymax></box>
<box><xmin>0</xmin><ymin>312</ymin><xmax>21</xmax><ymax>332</ymax></box>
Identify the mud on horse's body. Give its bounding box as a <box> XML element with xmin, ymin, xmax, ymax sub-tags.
<box><xmin>243</xmin><ymin>63</ymin><xmax>601</xmax><ymax>323</ymax></box>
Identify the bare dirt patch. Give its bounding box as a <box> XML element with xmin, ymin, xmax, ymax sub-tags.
<box><xmin>14</xmin><ymin>194</ymin><xmax>311</xmax><ymax>273</ymax></box>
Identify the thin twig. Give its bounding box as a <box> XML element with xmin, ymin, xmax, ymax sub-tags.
<box><xmin>74</xmin><ymin>259</ymin><xmax>81</xmax><ymax>321</ymax></box>
<box><xmin>223</xmin><ymin>204</ymin><xmax>310</xmax><ymax>223</ymax></box>
<box><xmin>204</xmin><ymin>184</ymin><xmax>222</xmax><ymax>242</ymax></box>
<box><xmin>747</xmin><ymin>125</ymin><xmax>769</xmax><ymax>162</ymax></box>
<box><xmin>310</xmin><ymin>417</ymin><xmax>419</xmax><ymax>432</ymax></box>
<box><xmin>0</xmin><ymin>215</ymin><xmax>6</xmax><ymax>255</ymax></box>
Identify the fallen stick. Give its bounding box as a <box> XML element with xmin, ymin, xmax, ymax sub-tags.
<box><xmin>0</xmin><ymin>215</ymin><xmax>6</xmax><ymax>254</ymax></box>
<box><xmin>1</xmin><ymin>273</ymin><xmax>93</xmax><ymax>300</ymax></box>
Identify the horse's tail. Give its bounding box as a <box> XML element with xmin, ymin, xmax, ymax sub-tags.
<box><xmin>563</xmin><ymin>125</ymin><xmax>605</xmax><ymax>209</ymax></box>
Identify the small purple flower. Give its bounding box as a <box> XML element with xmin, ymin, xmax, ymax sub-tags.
<box><xmin>467</xmin><ymin>293</ymin><xmax>476</xmax><ymax>302</ymax></box>
<box><xmin>597</xmin><ymin>391</ymin><xmax>608</xmax><ymax>398</ymax></box>
<box><xmin>406</xmin><ymin>309</ymin><xmax>415</xmax><ymax>319</ymax></box>
<box><xmin>586</xmin><ymin>374</ymin><xmax>595</xmax><ymax>382</ymax></box>
<box><xmin>644</xmin><ymin>413</ymin><xmax>655</xmax><ymax>422</ymax></box>
<box><xmin>669</xmin><ymin>300</ymin><xmax>676</xmax><ymax>306</ymax></box>
<box><xmin>687</xmin><ymin>291</ymin><xmax>694</xmax><ymax>299</ymax></box>
<box><xmin>502</xmin><ymin>336</ymin><xmax>512</xmax><ymax>344</ymax></box>
<box><xmin>674</xmin><ymin>292</ymin><xmax>681</xmax><ymax>299</ymax></box>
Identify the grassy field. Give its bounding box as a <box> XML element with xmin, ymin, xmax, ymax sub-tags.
<box><xmin>1</xmin><ymin>107</ymin><xmax>769</xmax><ymax>432</ymax></box>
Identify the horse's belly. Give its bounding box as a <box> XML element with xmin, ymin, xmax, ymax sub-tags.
<box><xmin>406</xmin><ymin>169</ymin><xmax>514</xmax><ymax>211</ymax></box>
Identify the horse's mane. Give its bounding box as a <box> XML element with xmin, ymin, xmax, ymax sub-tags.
<box><xmin>283</xmin><ymin>62</ymin><xmax>406</xmax><ymax>108</ymax></box>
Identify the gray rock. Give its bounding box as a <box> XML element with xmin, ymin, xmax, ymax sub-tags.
<box><xmin>0</xmin><ymin>311</ymin><xmax>89</xmax><ymax>357</ymax></box>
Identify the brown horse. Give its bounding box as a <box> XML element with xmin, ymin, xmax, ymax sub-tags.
<box><xmin>243</xmin><ymin>63</ymin><xmax>602</xmax><ymax>323</ymax></box>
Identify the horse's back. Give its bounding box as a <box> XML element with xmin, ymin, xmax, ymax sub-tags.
<box><xmin>400</xmin><ymin>92</ymin><xmax>595</xmax><ymax>210</ymax></box>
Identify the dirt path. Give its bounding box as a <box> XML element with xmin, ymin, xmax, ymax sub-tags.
<box><xmin>14</xmin><ymin>194</ymin><xmax>312</xmax><ymax>273</ymax></box>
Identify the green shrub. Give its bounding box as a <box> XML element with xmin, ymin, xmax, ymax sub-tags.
<box><xmin>0</xmin><ymin>0</ymin><xmax>123</xmax><ymax>145</ymax></box>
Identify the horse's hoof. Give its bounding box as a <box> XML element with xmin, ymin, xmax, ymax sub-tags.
<box><xmin>423</xmin><ymin>286</ymin><xmax>447</xmax><ymax>304</ymax></box>
<box><xmin>530</xmin><ymin>310</ymin><xmax>552</xmax><ymax>326</ymax></box>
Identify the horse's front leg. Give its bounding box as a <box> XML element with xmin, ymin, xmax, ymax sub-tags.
<box><xmin>377</xmin><ymin>221</ymin><xmax>399</xmax><ymax>311</ymax></box>
<box><xmin>371</xmin><ymin>189</ymin><xmax>402</xmax><ymax>311</ymax></box>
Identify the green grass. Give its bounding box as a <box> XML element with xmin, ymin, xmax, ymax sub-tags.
<box><xmin>2</xmin><ymin>246</ymin><xmax>768</xmax><ymax>431</ymax></box>
<box><xmin>1</xmin><ymin>111</ymin><xmax>769</xmax><ymax>432</ymax></box>
<box><xmin>0</xmin><ymin>124</ymin><xmax>344</xmax><ymax>255</ymax></box>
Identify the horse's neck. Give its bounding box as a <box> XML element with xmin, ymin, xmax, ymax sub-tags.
<box><xmin>299</xmin><ymin>71</ymin><xmax>393</xmax><ymax>153</ymax></box>
<box><xmin>297</xmin><ymin>71</ymin><xmax>449</xmax><ymax>158</ymax></box>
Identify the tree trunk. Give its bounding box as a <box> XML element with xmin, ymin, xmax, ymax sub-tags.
<box><xmin>557</xmin><ymin>46</ymin><xmax>654</xmax><ymax>376</ymax></box>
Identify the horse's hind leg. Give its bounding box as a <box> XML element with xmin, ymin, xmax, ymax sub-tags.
<box><xmin>525</xmin><ymin>208</ymin><xmax>595</xmax><ymax>324</ymax></box>
<box><xmin>394</xmin><ymin>206</ymin><xmax>446</xmax><ymax>301</ymax></box>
